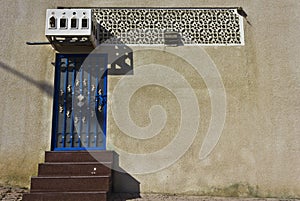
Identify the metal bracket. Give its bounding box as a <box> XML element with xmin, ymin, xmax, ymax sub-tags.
<box><xmin>26</xmin><ymin>42</ymin><xmax>51</xmax><ymax>45</ymax></box>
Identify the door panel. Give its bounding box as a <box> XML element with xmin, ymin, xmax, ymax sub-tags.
<box><xmin>52</xmin><ymin>54</ymin><xmax>107</xmax><ymax>151</ymax></box>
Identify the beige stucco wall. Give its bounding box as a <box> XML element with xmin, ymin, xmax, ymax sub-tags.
<box><xmin>0</xmin><ymin>0</ymin><xmax>299</xmax><ymax>198</ymax></box>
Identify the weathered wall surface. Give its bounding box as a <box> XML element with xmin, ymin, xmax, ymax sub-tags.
<box><xmin>0</xmin><ymin>0</ymin><xmax>55</xmax><ymax>187</ymax></box>
<box><xmin>0</xmin><ymin>0</ymin><xmax>299</xmax><ymax>198</ymax></box>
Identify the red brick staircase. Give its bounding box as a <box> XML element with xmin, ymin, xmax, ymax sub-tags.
<box><xmin>23</xmin><ymin>151</ymin><xmax>115</xmax><ymax>201</ymax></box>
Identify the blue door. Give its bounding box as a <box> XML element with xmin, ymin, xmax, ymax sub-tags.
<box><xmin>52</xmin><ymin>54</ymin><xmax>107</xmax><ymax>151</ymax></box>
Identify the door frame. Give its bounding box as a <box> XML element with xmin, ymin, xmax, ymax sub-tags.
<box><xmin>51</xmin><ymin>53</ymin><xmax>108</xmax><ymax>151</ymax></box>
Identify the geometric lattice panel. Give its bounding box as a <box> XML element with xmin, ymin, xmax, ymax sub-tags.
<box><xmin>93</xmin><ymin>8</ymin><xmax>244</xmax><ymax>46</ymax></box>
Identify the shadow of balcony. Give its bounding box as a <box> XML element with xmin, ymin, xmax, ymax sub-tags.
<box><xmin>0</xmin><ymin>61</ymin><xmax>53</xmax><ymax>98</ymax></box>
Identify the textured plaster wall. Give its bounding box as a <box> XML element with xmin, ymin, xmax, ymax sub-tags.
<box><xmin>0</xmin><ymin>0</ymin><xmax>299</xmax><ymax>198</ymax></box>
<box><xmin>0</xmin><ymin>1</ymin><xmax>55</xmax><ymax>187</ymax></box>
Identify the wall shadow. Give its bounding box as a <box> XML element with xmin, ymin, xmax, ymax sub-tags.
<box><xmin>0</xmin><ymin>61</ymin><xmax>53</xmax><ymax>98</ymax></box>
<box><xmin>95</xmin><ymin>26</ymin><xmax>139</xmax><ymax>197</ymax></box>
<box><xmin>111</xmin><ymin>152</ymin><xmax>141</xmax><ymax>200</ymax></box>
<box><xmin>96</xmin><ymin>24</ymin><xmax>134</xmax><ymax>76</ymax></box>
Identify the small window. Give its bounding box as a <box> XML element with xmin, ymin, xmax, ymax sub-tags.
<box><xmin>82</xmin><ymin>18</ymin><xmax>88</xmax><ymax>28</ymax></box>
<box><xmin>71</xmin><ymin>18</ymin><xmax>78</xmax><ymax>29</ymax></box>
<box><xmin>60</xmin><ymin>18</ymin><xmax>67</xmax><ymax>29</ymax></box>
<box><xmin>49</xmin><ymin>16</ymin><xmax>56</xmax><ymax>29</ymax></box>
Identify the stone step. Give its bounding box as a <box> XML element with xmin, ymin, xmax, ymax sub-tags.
<box><xmin>30</xmin><ymin>176</ymin><xmax>111</xmax><ymax>192</ymax></box>
<box><xmin>22</xmin><ymin>191</ymin><xmax>108</xmax><ymax>201</ymax></box>
<box><xmin>45</xmin><ymin>151</ymin><xmax>115</xmax><ymax>163</ymax></box>
<box><xmin>38</xmin><ymin>162</ymin><xmax>112</xmax><ymax>177</ymax></box>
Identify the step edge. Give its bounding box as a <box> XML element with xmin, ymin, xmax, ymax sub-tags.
<box><xmin>37</xmin><ymin>173</ymin><xmax>112</xmax><ymax>177</ymax></box>
<box><xmin>24</xmin><ymin>191</ymin><xmax>108</xmax><ymax>194</ymax></box>
<box><xmin>40</xmin><ymin>162</ymin><xmax>112</xmax><ymax>165</ymax></box>
<box><xmin>29</xmin><ymin>190</ymin><xmax>110</xmax><ymax>193</ymax></box>
<box><xmin>31</xmin><ymin>175</ymin><xmax>110</xmax><ymax>179</ymax></box>
<box><xmin>45</xmin><ymin>151</ymin><xmax>115</xmax><ymax>154</ymax></box>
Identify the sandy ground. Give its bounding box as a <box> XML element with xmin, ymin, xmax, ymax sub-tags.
<box><xmin>130</xmin><ymin>195</ymin><xmax>300</xmax><ymax>201</ymax></box>
<box><xmin>113</xmin><ymin>193</ymin><xmax>300</xmax><ymax>201</ymax></box>
<box><xmin>0</xmin><ymin>187</ymin><xmax>299</xmax><ymax>201</ymax></box>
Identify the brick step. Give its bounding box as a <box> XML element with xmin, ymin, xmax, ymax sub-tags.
<box><xmin>45</xmin><ymin>151</ymin><xmax>115</xmax><ymax>163</ymax></box>
<box><xmin>30</xmin><ymin>176</ymin><xmax>111</xmax><ymax>192</ymax></box>
<box><xmin>38</xmin><ymin>162</ymin><xmax>112</xmax><ymax>177</ymax></box>
<box><xmin>22</xmin><ymin>191</ymin><xmax>109</xmax><ymax>201</ymax></box>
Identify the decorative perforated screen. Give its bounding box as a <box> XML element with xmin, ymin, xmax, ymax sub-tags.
<box><xmin>93</xmin><ymin>8</ymin><xmax>244</xmax><ymax>46</ymax></box>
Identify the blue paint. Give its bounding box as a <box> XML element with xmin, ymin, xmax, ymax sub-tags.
<box><xmin>70</xmin><ymin>64</ymin><xmax>76</xmax><ymax>147</ymax></box>
<box><xmin>61</xmin><ymin>58</ymin><xmax>68</xmax><ymax>148</ymax></box>
<box><xmin>94</xmin><ymin>66</ymin><xmax>99</xmax><ymax>148</ymax></box>
<box><xmin>86</xmin><ymin>67</ymin><xmax>91</xmax><ymax>147</ymax></box>
<box><xmin>78</xmin><ymin>68</ymin><xmax>83</xmax><ymax>148</ymax></box>
<box><xmin>52</xmin><ymin>54</ymin><xmax>108</xmax><ymax>151</ymax></box>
